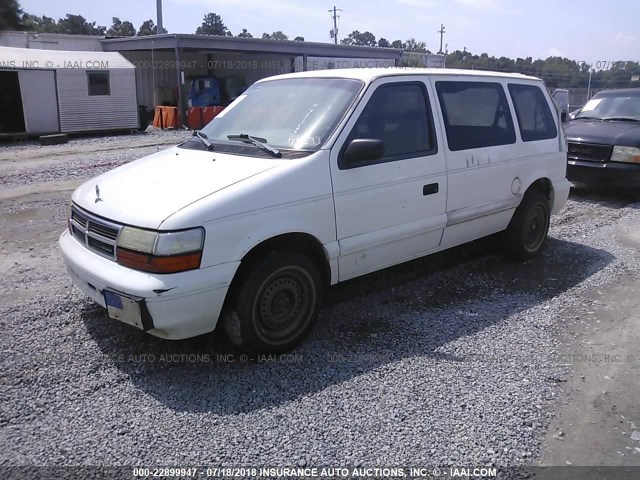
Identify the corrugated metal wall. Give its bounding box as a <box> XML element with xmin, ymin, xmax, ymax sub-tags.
<box><xmin>56</xmin><ymin>69</ymin><xmax>139</xmax><ymax>132</ymax></box>
<box><xmin>120</xmin><ymin>51</ymin><xmax>294</xmax><ymax>108</ymax></box>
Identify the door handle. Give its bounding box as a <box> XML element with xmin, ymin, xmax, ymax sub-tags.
<box><xmin>423</xmin><ymin>183</ymin><xmax>439</xmax><ymax>196</ymax></box>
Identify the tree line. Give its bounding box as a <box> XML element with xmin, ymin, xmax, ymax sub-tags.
<box><xmin>1</xmin><ymin>2</ymin><xmax>421</xmax><ymax>48</ymax></box>
<box><xmin>443</xmin><ymin>49</ymin><xmax>640</xmax><ymax>89</ymax></box>
<box><xmin>1</xmin><ymin>1</ymin><xmax>638</xmax><ymax>89</ymax></box>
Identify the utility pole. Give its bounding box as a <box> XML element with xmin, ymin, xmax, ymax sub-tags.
<box><xmin>437</xmin><ymin>24</ymin><xmax>446</xmax><ymax>54</ymax></box>
<box><xmin>157</xmin><ymin>0</ymin><xmax>163</xmax><ymax>34</ymax></box>
<box><xmin>329</xmin><ymin>6</ymin><xmax>342</xmax><ymax>44</ymax></box>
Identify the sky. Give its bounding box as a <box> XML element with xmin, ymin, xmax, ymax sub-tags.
<box><xmin>18</xmin><ymin>0</ymin><xmax>640</xmax><ymax>64</ymax></box>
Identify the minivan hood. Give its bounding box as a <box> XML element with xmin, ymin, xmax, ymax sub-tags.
<box><xmin>564</xmin><ymin>120</ymin><xmax>640</xmax><ymax>147</ymax></box>
<box><xmin>72</xmin><ymin>146</ymin><xmax>282</xmax><ymax>229</ymax></box>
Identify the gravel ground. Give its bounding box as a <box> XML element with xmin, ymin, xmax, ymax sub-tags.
<box><xmin>1</xmin><ymin>131</ymin><xmax>639</xmax><ymax>471</ymax></box>
<box><xmin>0</xmin><ymin>129</ymin><xmax>189</xmax><ymax>189</ymax></box>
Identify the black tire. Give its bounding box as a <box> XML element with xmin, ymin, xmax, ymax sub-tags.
<box><xmin>503</xmin><ymin>190</ymin><xmax>550</xmax><ymax>260</ymax></box>
<box><xmin>222</xmin><ymin>251</ymin><xmax>323</xmax><ymax>353</ymax></box>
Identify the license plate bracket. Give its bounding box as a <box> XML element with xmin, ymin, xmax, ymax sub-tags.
<box><xmin>103</xmin><ymin>290</ymin><xmax>144</xmax><ymax>330</ymax></box>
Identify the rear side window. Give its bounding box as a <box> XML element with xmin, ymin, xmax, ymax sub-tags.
<box><xmin>508</xmin><ymin>84</ymin><xmax>557</xmax><ymax>141</ymax></box>
<box><xmin>435</xmin><ymin>81</ymin><xmax>516</xmax><ymax>151</ymax></box>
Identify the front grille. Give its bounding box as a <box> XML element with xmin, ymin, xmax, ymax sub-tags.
<box><xmin>567</xmin><ymin>142</ymin><xmax>612</xmax><ymax>162</ymax></box>
<box><xmin>69</xmin><ymin>205</ymin><xmax>122</xmax><ymax>260</ymax></box>
<box><xmin>71</xmin><ymin>210</ymin><xmax>87</xmax><ymax>228</ymax></box>
<box><xmin>88</xmin><ymin>222</ymin><xmax>118</xmax><ymax>240</ymax></box>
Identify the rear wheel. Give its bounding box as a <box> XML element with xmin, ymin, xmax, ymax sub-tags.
<box><xmin>222</xmin><ymin>251</ymin><xmax>323</xmax><ymax>353</ymax></box>
<box><xmin>504</xmin><ymin>190</ymin><xmax>550</xmax><ymax>260</ymax></box>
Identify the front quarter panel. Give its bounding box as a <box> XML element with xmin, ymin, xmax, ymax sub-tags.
<box><xmin>160</xmin><ymin>150</ymin><xmax>336</xmax><ymax>269</ymax></box>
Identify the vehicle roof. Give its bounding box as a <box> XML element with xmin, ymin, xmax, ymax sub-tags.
<box><xmin>593</xmin><ymin>88</ymin><xmax>640</xmax><ymax>97</ymax></box>
<box><xmin>257</xmin><ymin>67</ymin><xmax>541</xmax><ymax>83</ymax></box>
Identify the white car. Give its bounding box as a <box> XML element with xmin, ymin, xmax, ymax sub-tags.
<box><xmin>59</xmin><ymin>68</ymin><xmax>570</xmax><ymax>352</ymax></box>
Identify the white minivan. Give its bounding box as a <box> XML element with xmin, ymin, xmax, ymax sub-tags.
<box><xmin>59</xmin><ymin>68</ymin><xmax>570</xmax><ymax>352</ymax></box>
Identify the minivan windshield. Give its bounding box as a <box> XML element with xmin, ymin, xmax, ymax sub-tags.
<box><xmin>198</xmin><ymin>77</ymin><xmax>363</xmax><ymax>152</ymax></box>
<box><xmin>575</xmin><ymin>92</ymin><xmax>640</xmax><ymax>122</ymax></box>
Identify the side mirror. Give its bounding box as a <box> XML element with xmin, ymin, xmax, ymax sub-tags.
<box><xmin>342</xmin><ymin>139</ymin><xmax>385</xmax><ymax>168</ymax></box>
<box><xmin>560</xmin><ymin>111</ymin><xmax>568</xmax><ymax>123</ymax></box>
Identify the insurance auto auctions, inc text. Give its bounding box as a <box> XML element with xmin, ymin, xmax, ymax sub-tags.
<box><xmin>199</xmin><ymin>466</ymin><xmax>498</xmax><ymax>478</ymax></box>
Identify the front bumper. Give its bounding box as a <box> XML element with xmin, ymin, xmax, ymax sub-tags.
<box><xmin>567</xmin><ymin>160</ymin><xmax>640</xmax><ymax>190</ymax></box>
<box><xmin>59</xmin><ymin>230</ymin><xmax>240</xmax><ymax>339</ymax></box>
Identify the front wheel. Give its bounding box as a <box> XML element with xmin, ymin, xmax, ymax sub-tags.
<box><xmin>222</xmin><ymin>251</ymin><xmax>323</xmax><ymax>353</ymax></box>
<box><xmin>503</xmin><ymin>190</ymin><xmax>551</xmax><ymax>260</ymax></box>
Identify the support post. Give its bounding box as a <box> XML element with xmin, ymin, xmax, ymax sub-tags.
<box><xmin>175</xmin><ymin>44</ymin><xmax>184</xmax><ymax>126</ymax></box>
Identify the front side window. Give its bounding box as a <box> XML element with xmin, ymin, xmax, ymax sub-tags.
<box><xmin>508</xmin><ymin>84</ymin><xmax>557</xmax><ymax>141</ymax></box>
<box><xmin>199</xmin><ymin>78</ymin><xmax>363</xmax><ymax>153</ymax></box>
<box><xmin>436</xmin><ymin>81</ymin><xmax>516</xmax><ymax>151</ymax></box>
<box><xmin>87</xmin><ymin>71</ymin><xmax>110</xmax><ymax>96</ymax></box>
<box><xmin>344</xmin><ymin>82</ymin><xmax>436</xmax><ymax>164</ymax></box>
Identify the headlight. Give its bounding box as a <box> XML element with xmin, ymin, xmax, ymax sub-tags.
<box><xmin>116</xmin><ymin>227</ymin><xmax>204</xmax><ymax>274</ymax></box>
<box><xmin>118</xmin><ymin>227</ymin><xmax>158</xmax><ymax>253</ymax></box>
<box><xmin>155</xmin><ymin>229</ymin><xmax>204</xmax><ymax>255</ymax></box>
<box><xmin>610</xmin><ymin>146</ymin><xmax>640</xmax><ymax>164</ymax></box>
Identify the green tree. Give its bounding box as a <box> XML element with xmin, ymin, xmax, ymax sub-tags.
<box><xmin>404</xmin><ymin>37</ymin><xmax>428</xmax><ymax>53</ymax></box>
<box><xmin>21</xmin><ymin>13</ymin><xmax>58</xmax><ymax>33</ymax></box>
<box><xmin>272</xmin><ymin>31</ymin><xmax>288</xmax><ymax>40</ymax></box>
<box><xmin>514</xmin><ymin>56</ymin><xmax>533</xmax><ymax>73</ymax></box>
<box><xmin>496</xmin><ymin>56</ymin><xmax>515</xmax><ymax>71</ymax></box>
<box><xmin>262</xmin><ymin>31</ymin><xmax>288</xmax><ymax>40</ymax></box>
<box><xmin>293</xmin><ymin>36</ymin><xmax>304</xmax><ymax>42</ymax></box>
<box><xmin>0</xmin><ymin>0</ymin><xmax>23</xmax><ymax>30</ymax></box>
<box><xmin>378</xmin><ymin>38</ymin><xmax>390</xmax><ymax>48</ymax></box>
<box><xmin>340</xmin><ymin>30</ymin><xmax>376</xmax><ymax>47</ymax></box>
<box><xmin>107</xmin><ymin>17</ymin><xmax>136</xmax><ymax>37</ymax></box>
<box><xmin>196</xmin><ymin>12</ymin><xmax>231</xmax><ymax>36</ymax></box>
<box><xmin>57</xmin><ymin>14</ymin><xmax>105</xmax><ymax>35</ymax></box>
<box><xmin>237</xmin><ymin>28</ymin><xmax>252</xmax><ymax>38</ymax></box>
<box><xmin>137</xmin><ymin>19</ymin><xmax>166</xmax><ymax>36</ymax></box>
<box><xmin>391</xmin><ymin>40</ymin><xmax>405</xmax><ymax>49</ymax></box>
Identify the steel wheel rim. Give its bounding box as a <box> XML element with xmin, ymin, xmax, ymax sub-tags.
<box><xmin>523</xmin><ymin>204</ymin><xmax>547</xmax><ymax>252</ymax></box>
<box><xmin>253</xmin><ymin>266</ymin><xmax>316</xmax><ymax>344</ymax></box>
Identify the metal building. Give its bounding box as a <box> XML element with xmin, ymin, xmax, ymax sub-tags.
<box><xmin>0</xmin><ymin>46</ymin><xmax>139</xmax><ymax>136</ymax></box>
<box><xmin>101</xmin><ymin>34</ymin><xmax>404</xmax><ymax>121</ymax></box>
<box><xmin>1</xmin><ymin>33</ymin><xmax>408</xmax><ymax>134</ymax></box>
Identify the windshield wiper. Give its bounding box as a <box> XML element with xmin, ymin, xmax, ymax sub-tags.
<box><xmin>603</xmin><ymin>117</ymin><xmax>640</xmax><ymax>122</ymax></box>
<box><xmin>192</xmin><ymin>130</ymin><xmax>214</xmax><ymax>151</ymax></box>
<box><xmin>227</xmin><ymin>134</ymin><xmax>282</xmax><ymax>158</ymax></box>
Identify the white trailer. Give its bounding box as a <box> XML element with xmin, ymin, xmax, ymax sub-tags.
<box><xmin>0</xmin><ymin>46</ymin><xmax>139</xmax><ymax>136</ymax></box>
